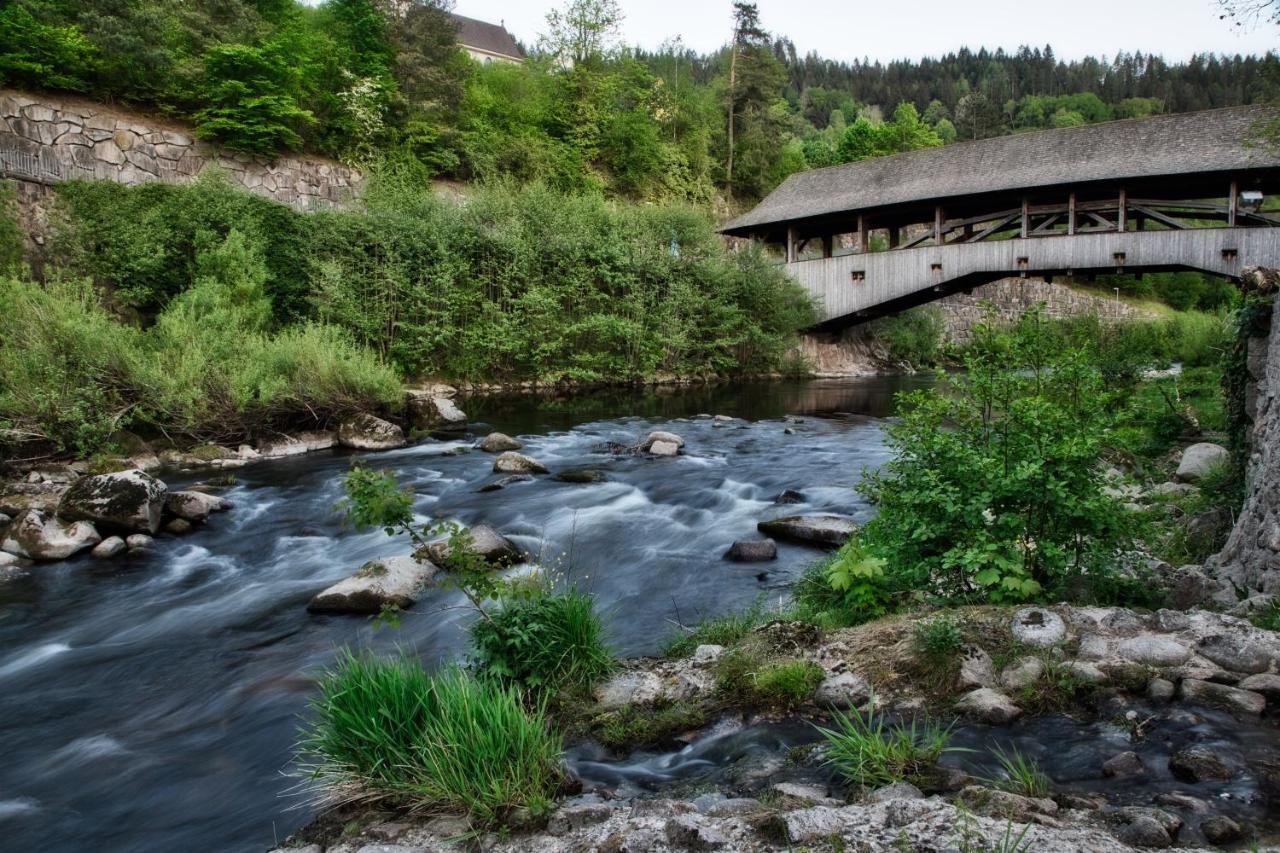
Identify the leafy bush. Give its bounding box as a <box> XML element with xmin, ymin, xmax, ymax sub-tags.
<box><xmin>299</xmin><ymin>652</ymin><xmax>562</xmax><ymax>824</ymax></box>
<box><xmin>824</xmin><ymin>537</ymin><xmax>894</xmax><ymax>617</ymax></box>
<box><xmin>470</xmin><ymin>586</ymin><xmax>613</xmax><ymax>694</ymax></box>
<box><xmin>816</xmin><ymin>702</ymin><xmax>958</xmax><ymax>788</ymax></box>
<box><xmin>869</xmin><ymin>306</ymin><xmax>946</xmax><ymax>368</ymax></box>
<box><xmin>858</xmin><ymin>309</ymin><xmax>1133</xmax><ymax>603</ymax></box>
<box><xmin>912</xmin><ymin>615</ymin><xmax>964</xmax><ymax>664</ymax></box>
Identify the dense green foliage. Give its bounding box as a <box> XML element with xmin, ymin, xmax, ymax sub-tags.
<box><xmin>299</xmin><ymin>654</ymin><xmax>562</xmax><ymax>823</ymax></box>
<box><xmin>470</xmin><ymin>587</ymin><xmax>613</xmax><ymax>694</ymax></box>
<box><xmin>0</xmin><ymin>268</ymin><xmax>399</xmax><ymax>457</ymax></box>
<box><xmin>4</xmin><ymin>1</ymin><xmax>1274</xmax><ymax>200</ymax></box>
<box><xmin>44</xmin><ymin>175</ymin><xmax>812</xmax><ymax>385</ymax></box>
<box><xmin>868</xmin><ymin>306</ymin><xmax>946</xmax><ymax>369</ymax></box>
<box><xmin>859</xmin><ymin>311</ymin><xmax>1134</xmax><ymax>604</ymax></box>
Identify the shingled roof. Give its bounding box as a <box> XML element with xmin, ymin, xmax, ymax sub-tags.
<box><xmin>450</xmin><ymin>13</ymin><xmax>524</xmax><ymax>61</ymax></box>
<box><xmin>722</xmin><ymin>105</ymin><xmax>1280</xmax><ymax>235</ymax></box>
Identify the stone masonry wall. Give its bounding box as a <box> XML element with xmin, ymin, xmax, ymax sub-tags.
<box><xmin>0</xmin><ymin>90</ymin><xmax>360</xmax><ymax>210</ymax></box>
<box><xmin>936</xmin><ymin>277</ymin><xmax>1153</xmax><ymax>342</ymax></box>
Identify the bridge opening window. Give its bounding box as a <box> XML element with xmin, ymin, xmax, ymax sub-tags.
<box><xmin>1222</xmin><ymin>248</ymin><xmax>1238</xmax><ymax>261</ymax></box>
<box><xmin>1016</xmin><ymin>257</ymin><xmax>1029</xmax><ymax>269</ymax></box>
<box><xmin>850</xmin><ymin>270</ymin><xmax>865</xmax><ymax>284</ymax></box>
<box><xmin>1112</xmin><ymin>252</ymin><xmax>1126</xmax><ymax>265</ymax></box>
<box><xmin>930</xmin><ymin>263</ymin><xmax>942</xmax><ymax>273</ymax></box>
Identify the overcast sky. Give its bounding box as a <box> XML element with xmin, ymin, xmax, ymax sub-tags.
<box><xmin>451</xmin><ymin>0</ymin><xmax>1277</xmax><ymax>63</ymax></box>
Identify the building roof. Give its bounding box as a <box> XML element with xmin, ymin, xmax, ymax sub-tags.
<box><xmin>449</xmin><ymin>13</ymin><xmax>524</xmax><ymax>60</ymax></box>
<box><xmin>722</xmin><ymin>105</ymin><xmax>1280</xmax><ymax>235</ymax></box>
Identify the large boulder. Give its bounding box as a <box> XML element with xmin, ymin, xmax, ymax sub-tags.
<box><xmin>165</xmin><ymin>491</ymin><xmax>232</xmax><ymax>523</ymax></box>
<box><xmin>256</xmin><ymin>431</ymin><xmax>338</xmax><ymax>458</ymax></box>
<box><xmin>648</xmin><ymin>440</ymin><xmax>681</xmax><ymax>457</ymax></box>
<box><xmin>338</xmin><ymin>414</ymin><xmax>407</xmax><ymax>451</ymax></box>
<box><xmin>756</xmin><ymin>515</ymin><xmax>856</xmax><ymax>547</ymax></box>
<box><xmin>954</xmin><ymin>688</ymin><xmax>1022</xmax><ymax>724</ymax></box>
<box><xmin>1010</xmin><ymin>607</ymin><xmax>1067</xmax><ymax>647</ymax></box>
<box><xmin>642</xmin><ymin>431</ymin><xmax>685</xmax><ymax>451</ymax></box>
<box><xmin>478</xmin><ymin>432</ymin><xmax>523</xmax><ymax>453</ymax></box>
<box><xmin>723</xmin><ymin>539</ymin><xmax>777</xmax><ymax>562</ymax></box>
<box><xmin>58</xmin><ymin>469</ymin><xmax>167</xmax><ymax>534</ymax></box>
<box><xmin>493</xmin><ymin>452</ymin><xmax>548</xmax><ymax>475</ymax></box>
<box><xmin>2</xmin><ymin>509</ymin><xmax>101</xmax><ymax>561</ymax></box>
<box><xmin>1175</xmin><ymin>442</ymin><xmax>1229</xmax><ymax>483</ymax></box>
<box><xmin>406</xmin><ymin>391</ymin><xmax>468</xmax><ymax>430</ymax></box>
<box><xmin>1195</xmin><ymin>634</ymin><xmax>1274</xmax><ymax>675</ymax></box>
<box><xmin>426</xmin><ymin>523</ymin><xmax>522</xmax><ymax>567</ymax></box>
<box><xmin>307</xmin><ymin>555</ymin><xmax>439</xmax><ymax>614</ymax></box>
<box><xmin>1179</xmin><ymin>678</ymin><xmax>1266</xmax><ymax>715</ymax></box>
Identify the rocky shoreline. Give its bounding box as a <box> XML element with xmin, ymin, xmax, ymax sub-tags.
<box><xmin>277</xmin><ymin>603</ymin><xmax>1280</xmax><ymax>852</ymax></box>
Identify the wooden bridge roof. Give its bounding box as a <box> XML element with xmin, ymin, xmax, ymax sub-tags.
<box><xmin>722</xmin><ymin>105</ymin><xmax>1280</xmax><ymax>237</ymax></box>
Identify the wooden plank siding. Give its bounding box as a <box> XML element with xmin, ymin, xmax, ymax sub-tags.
<box><xmin>787</xmin><ymin>227</ymin><xmax>1280</xmax><ymax>326</ymax></box>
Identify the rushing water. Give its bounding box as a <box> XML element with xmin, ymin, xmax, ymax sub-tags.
<box><xmin>0</xmin><ymin>377</ymin><xmax>930</xmax><ymax>853</ymax></box>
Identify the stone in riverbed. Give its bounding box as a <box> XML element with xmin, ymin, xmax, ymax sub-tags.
<box><xmin>1</xmin><ymin>509</ymin><xmax>101</xmax><ymax>560</ymax></box>
<box><xmin>493</xmin><ymin>452</ymin><xmax>548</xmax><ymax>474</ymax></box>
<box><xmin>1169</xmin><ymin>745</ymin><xmax>1233</xmax><ymax>782</ymax></box>
<box><xmin>1238</xmin><ymin>673</ymin><xmax>1280</xmax><ymax>699</ymax></box>
<box><xmin>425</xmin><ymin>523</ymin><xmax>521</xmax><ymax>567</ymax></box>
<box><xmin>478</xmin><ymin>432</ymin><xmax>522</xmax><ymax>453</ymax></box>
<box><xmin>126</xmin><ymin>534</ymin><xmax>152</xmax><ymax>550</ymax></box>
<box><xmin>1196</xmin><ymin>634</ymin><xmax>1273</xmax><ymax>674</ymax></box>
<box><xmin>1200</xmin><ymin>815</ymin><xmax>1243</xmax><ymax>845</ymax></box>
<box><xmin>308</xmin><ymin>555</ymin><xmax>439</xmax><ymax>614</ymax></box>
<box><xmin>723</xmin><ymin>539</ymin><xmax>777</xmax><ymax>562</ymax></box>
<box><xmin>773</xmin><ymin>489</ymin><xmax>805</xmax><ymax>505</ymax></box>
<box><xmin>256</xmin><ymin>431</ymin><xmax>338</xmax><ymax>458</ymax></box>
<box><xmin>814</xmin><ymin>672</ymin><xmax>871</xmax><ymax>709</ymax></box>
<box><xmin>642</xmin><ymin>431</ymin><xmax>685</xmax><ymax>450</ymax></box>
<box><xmin>648</xmin><ymin>439</ymin><xmax>681</xmax><ymax>457</ymax></box>
<box><xmin>1010</xmin><ymin>607</ymin><xmax>1067</xmax><ymax>647</ymax></box>
<box><xmin>91</xmin><ymin>536</ymin><xmax>126</xmax><ymax>559</ymax></box>
<box><xmin>1175</xmin><ymin>442</ymin><xmax>1229</xmax><ymax>483</ymax></box>
<box><xmin>954</xmin><ymin>688</ymin><xmax>1022</xmax><ymax>724</ymax></box>
<box><xmin>58</xmin><ymin>469</ymin><xmax>167</xmax><ymax>534</ymax></box>
<box><xmin>164</xmin><ymin>518</ymin><xmax>193</xmax><ymax>535</ymax></box>
<box><xmin>164</xmin><ymin>491</ymin><xmax>232</xmax><ymax>523</ymax></box>
<box><xmin>999</xmin><ymin>657</ymin><xmax>1044</xmax><ymax>691</ymax></box>
<box><xmin>406</xmin><ymin>391</ymin><xmax>467</xmax><ymax>430</ymax></box>
<box><xmin>1179</xmin><ymin>678</ymin><xmax>1266</xmax><ymax>715</ymax></box>
<box><xmin>756</xmin><ymin>514</ymin><xmax>856</xmax><ymax>547</ymax></box>
<box><xmin>1103</xmin><ymin>751</ymin><xmax>1146</xmax><ymax>778</ymax></box>
<box><xmin>478</xmin><ymin>474</ymin><xmax>532</xmax><ymax>493</ymax></box>
<box><xmin>1115</xmin><ymin>635</ymin><xmax>1190</xmax><ymax>666</ymax></box>
<box><xmin>1114</xmin><ymin>815</ymin><xmax>1172</xmax><ymax>848</ymax></box>
<box><xmin>553</xmin><ymin>468</ymin><xmax>607</xmax><ymax>484</ymax></box>
<box><xmin>338</xmin><ymin>414</ymin><xmax>407</xmax><ymax>451</ymax></box>
<box><xmin>1147</xmin><ymin>677</ymin><xmax>1176</xmax><ymax>702</ymax></box>
<box><xmin>956</xmin><ymin>646</ymin><xmax>997</xmax><ymax>690</ymax></box>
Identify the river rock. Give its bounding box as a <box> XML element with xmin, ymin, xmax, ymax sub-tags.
<box><xmin>1064</xmin><ymin>660</ymin><xmax>1108</xmax><ymax>683</ymax></box>
<box><xmin>165</xmin><ymin>518</ymin><xmax>193</xmax><ymax>535</ymax></box>
<box><xmin>957</xmin><ymin>646</ymin><xmax>997</xmax><ymax>690</ymax></box>
<box><xmin>867</xmin><ymin>782</ymin><xmax>924</xmax><ymax>803</ymax></box>
<box><xmin>478</xmin><ymin>432</ymin><xmax>522</xmax><ymax>453</ymax></box>
<box><xmin>1196</xmin><ymin>634</ymin><xmax>1273</xmax><ymax>674</ymax></box>
<box><xmin>594</xmin><ymin>670</ymin><xmax>665</xmax><ymax>709</ymax></box>
<box><xmin>126</xmin><ymin>534</ymin><xmax>152</xmax><ymax>550</ymax></box>
<box><xmin>814</xmin><ymin>672</ymin><xmax>871</xmax><ymax>709</ymax></box>
<box><xmin>91</xmin><ymin>536</ymin><xmax>126</xmax><ymax>559</ymax></box>
<box><xmin>1000</xmin><ymin>657</ymin><xmax>1044</xmax><ymax>691</ymax></box>
<box><xmin>493</xmin><ymin>452</ymin><xmax>548</xmax><ymax>475</ymax></box>
<box><xmin>1102</xmin><ymin>751</ymin><xmax>1146</xmax><ymax>777</ymax></box>
<box><xmin>554</xmin><ymin>468</ymin><xmax>607</xmax><ymax>484</ymax></box>
<box><xmin>756</xmin><ymin>515</ymin><xmax>856</xmax><ymax>547</ymax></box>
<box><xmin>1200</xmin><ymin>815</ymin><xmax>1243</xmax><ymax>845</ymax></box>
<box><xmin>1147</xmin><ymin>677</ymin><xmax>1176</xmax><ymax>701</ymax></box>
<box><xmin>58</xmin><ymin>469</ymin><xmax>167</xmax><ymax>534</ymax></box>
<box><xmin>954</xmin><ymin>688</ymin><xmax>1022</xmax><ymax>724</ymax></box>
<box><xmin>723</xmin><ymin>539</ymin><xmax>777</xmax><ymax>562</ymax></box>
<box><xmin>406</xmin><ymin>392</ymin><xmax>467</xmax><ymax>430</ymax></box>
<box><xmin>648</xmin><ymin>439</ymin><xmax>681</xmax><ymax>457</ymax></box>
<box><xmin>308</xmin><ymin>555</ymin><xmax>439</xmax><ymax>614</ymax></box>
<box><xmin>338</xmin><ymin>414</ymin><xmax>407</xmax><ymax>451</ymax></box>
<box><xmin>164</xmin><ymin>491</ymin><xmax>232</xmax><ymax>523</ymax></box>
<box><xmin>1179</xmin><ymin>678</ymin><xmax>1267</xmax><ymax>715</ymax></box>
<box><xmin>478</xmin><ymin>474</ymin><xmax>532</xmax><ymax>493</ymax></box>
<box><xmin>1175</xmin><ymin>442</ymin><xmax>1230</xmax><ymax>483</ymax></box>
<box><xmin>1114</xmin><ymin>815</ymin><xmax>1172</xmax><ymax>848</ymax></box>
<box><xmin>1115</xmin><ymin>635</ymin><xmax>1190</xmax><ymax>666</ymax></box>
<box><xmin>664</xmin><ymin>814</ymin><xmax>728</xmax><ymax>850</ymax></box>
<box><xmin>425</xmin><ymin>523</ymin><xmax>521</xmax><ymax>567</ymax></box>
<box><xmin>1152</xmin><ymin>481</ymin><xmax>1199</xmax><ymax>499</ymax></box>
<box><xmin>1010</xmin><ymin>607</ymin><xmax>1067</xmax><ymax>647</ymax></box>
<box><xmin>957</xmin><ymin>786</ymin><xmax>1056</xmax><ymax>820</ymax></box>
<box><xmin>773</xmin><ymin>489</ymin><xmax>805</xmax><ymax>504</ymax></box>
<box><xmin>547</xmin><ymin>803</ymin><xmax>614</xmax><ymax>835</ymax></box>
<box><xmin>1168</xmin><ymin>745</ymin><xmax>1233</xmax><ymax>782</ymax></box>
<box><xmin>643</xmin><ymin>431</ymin><xmax>685</xmax><ymax>450</ymax></box>
<box><xmin>1238</xmin><ymin>673</ymin><xmax>1280</xmax><ymax>699</ymax></box>
<box><xmin>256</xmin><ymin>431</ymin><xmax>338</xmax><ymax>457</ymax></box>
<box><xmin>1</xmin><ymin>509</ymin><xmax>101</xmax><ymax>560</ymax></box>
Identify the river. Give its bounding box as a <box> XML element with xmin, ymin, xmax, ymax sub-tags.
<box><xmin>0</xmin><ymin>376</ymin><xmax>930</xmax><ymax>853</ymax></box>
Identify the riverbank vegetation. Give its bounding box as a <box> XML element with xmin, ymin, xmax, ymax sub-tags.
<box><xmin>0</xmin><ymin>173</ymin><xmax>812</xmax><ymax>460</ymax></box>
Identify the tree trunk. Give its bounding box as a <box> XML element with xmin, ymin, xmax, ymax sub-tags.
<box><xmin>726</xmin><ymin>37</ymin><xmax>738</xmax><ymax>198</ymax></box>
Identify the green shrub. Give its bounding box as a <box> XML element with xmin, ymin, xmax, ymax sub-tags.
<box><xmin>193</xmin><ymin>42</ymin><xmax>316</xmax><ymax>155</ymax></box>
<box><xmin>869</xmin><ymin>306</ymin><xmax>946</xmax><ymax>368</ymax></box>
<box><xmin>816</xmin><ymin>702</ymin><xmax>958</xmax><ymax>788</ymax></box>
<box><xmin>470</xmin><ymin>586</ymin><xmax>613</xmax><ymax>694</ymax></box>
<box><xmin>858</xmin><ymin>309</ymin><xmax>1133</xmax><ymax>603</ymax></box>
<box><xmin>299</xmin><ymin>652</ymin><xmax>562</xmax><ymax>824</ymax></box>
<box><xmin>912</xmin><ymin>615</ymin><xmax>964</xmax><ymax>664</ymax></box>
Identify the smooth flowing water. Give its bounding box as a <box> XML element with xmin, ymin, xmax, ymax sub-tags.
<box><xmin>0</xmin><ymin>377</ymin><xmax>929</xmax><ymax>853</ymax></box>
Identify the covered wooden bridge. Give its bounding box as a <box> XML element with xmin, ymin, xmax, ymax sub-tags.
<box><xmin>721</xmin><ymin>105</ymin><xmax>1280</xmax><ymax>327</ymax></box>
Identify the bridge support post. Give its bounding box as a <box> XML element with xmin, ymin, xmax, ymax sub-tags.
<box><xmin>934</xmin><ymin>206</ymin><xmax>944</xmax><ymax>246</ymax></box>
<box><xmin>1119</xmin><ymin>188</ymin><xmax>1127</xmax><ymax>232</ymax></box>
<box><xmin>857</xmin><ymin>215</ymin><xmax>868</xmax><ymax>253</ymax></box>
<box><xmin>1230</xmin><ymin>179</ymin><xmax>1238</xmax><ymax>227</ymax></box>
<box><xmin>821</xmin><ymin>234</ymin><xmax>833</xmax><ymax>259</ymax></box>
<box><xmin>1020</xmin><ymin>197</ymin><xmax>1029</xmax><ymax>238</ymax></box>
<box><xmin>1068</xmin><ymin>192</ymin><xmax>1076</xmax><ymax>236</ymax></box>
<box><xmin>786</xmin><ymin>225</ymin><xmax>797</xmax><ymax>263</ymax></box>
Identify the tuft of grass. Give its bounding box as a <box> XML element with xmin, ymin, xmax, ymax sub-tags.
<box><xmin>582</xmin><ymin>701</ymin><xmax>711</xmax><ymax>752</ymax></box>
<box><xmin>298</xmin><ymin>652</ymin><xmax>562</xmax><ymax>825</ymax></box>
<box><xmin>816</xmin><ymin>701</ymin><xmax>959</xmax><ymax>789</ymax></box>
<box><xmin>662</xmin><ymin>600</ymin><xmax>771</xmax><ymax>658</ymax></box>
<box><xmin>470</xmin><ymin>587</ymin><xmax>613</xmax><ymax>695</ymax></box>
<box><xmin>713</xmin><ymin>648</ymin><xmax>824</xmax><ymax>711</ymax></box>
<box><xmin>1251</xmin><ymin>600</ymin><xmax>1280</xmax><ymax>632</ymax></box>
<box><xmin>987</xmin><ymin>744</ymin><xmax>1050</xmax><ymax>799</ymax></box>
<box><xmin>912</xmin><ymin>615</ymin><xmax>964</xmax><ymax>663</ymax></box>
